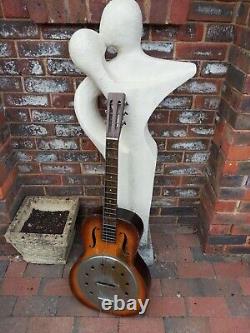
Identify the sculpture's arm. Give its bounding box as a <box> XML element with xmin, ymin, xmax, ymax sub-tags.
<box><xmin>74</xmin><ymin>78</ymin><xmax>106</xmax><ymax>157</ymax></box>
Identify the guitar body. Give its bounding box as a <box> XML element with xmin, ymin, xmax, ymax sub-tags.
<box><xmin>70</xmin><ymin>208</ymin><xmax>151</xmax><ymax>316</ymax></box>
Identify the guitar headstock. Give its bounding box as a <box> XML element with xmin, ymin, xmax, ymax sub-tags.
<box><xmin>106</xmin><ymin>93</ymin><xmax>127</xmax><ymax>139</ymax></box>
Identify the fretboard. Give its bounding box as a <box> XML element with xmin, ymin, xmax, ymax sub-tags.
<box><xmin>102</xmin><ymin>139</ymin><xmax>119</xmax><ymax>242</ymax></box>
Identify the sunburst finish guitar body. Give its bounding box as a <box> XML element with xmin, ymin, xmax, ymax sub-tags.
<box><xmin>70</xmin><ymin>93</ymin><xmax>151</xmax><ymax>316</ymax></box>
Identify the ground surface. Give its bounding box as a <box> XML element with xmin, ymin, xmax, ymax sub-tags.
<box><xmin>1</xmin><ymin>223</ymin><xmax>250</xmax><ymax>333</ymax></box>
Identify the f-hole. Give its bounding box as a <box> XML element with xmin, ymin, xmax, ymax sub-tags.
<box><xmin>89</xmin><ymin>227</ymin><xmax>97</xmax><ymax>248</ymax></box>
<box><xmin>120</xmin><ymin>232</ymin><xmax>129</xmax><ymax>255</ymax></box>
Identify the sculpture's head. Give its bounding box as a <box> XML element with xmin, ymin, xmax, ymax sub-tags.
<box><xmin>99</xmin><ymin>0</ymin><xmax>143</xmax><ymax>51</ymax></box>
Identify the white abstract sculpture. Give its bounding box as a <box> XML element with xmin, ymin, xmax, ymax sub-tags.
<box><xmin>69</xmin><ymin>0</ymin><xmax>196</xmax><ymax>246</ymax></box>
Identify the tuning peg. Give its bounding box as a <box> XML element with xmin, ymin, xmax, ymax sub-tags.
<box><xmin>122</xmin><ymin>121</ymin><xmax>127</xmax><ymax>126</ymax></box>
<box><xmin>124</xmin><ymin>111</ymin><xmax>128</xmax><ymax>116</ymax></box>
<box><xmin>125</xmin><ymin>101</ymin><xmax>129</xmax><ymax>106</ymax></box>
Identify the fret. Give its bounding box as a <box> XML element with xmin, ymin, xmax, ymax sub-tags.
<box><xmin>103</xmin><ymin>224</ymin><xmax>116</xmax><ymax>230</ymax></box>
<box><xmin>106</xmin><ymin>174</ymin><xmax>117</xmax><ymax>182</ymax></box>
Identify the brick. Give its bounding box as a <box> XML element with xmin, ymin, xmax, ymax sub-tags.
<box><xmin>47</xmin><ymin>59</ymin><xmax>82</xmax><ymax>75</ymax></box>
<box><xmin>37</xmin><ymin>138</ymin><xmax>79</xmax><ymax>150</ymax></box>
<box><xmin>18</xmin><ymin>175</ymin><xmax>61</xmax><ymax>186</ymax></box>
<box><xmin>31</xmin><ymin>109</ymin><xmax>77</xmax><ymax>123</ymax></box>
<box><xmin>56</xmin><ymin>296</ymin><xmax>98</xmax><ymax>317</ymax></box>
<box><xmin>2</xmin><ymin>0</ymin><xmax>29</xmax><ymax>18</ymax></box>
<box><xmin>0</xmin><ymin>41</ymin><xmax>16</xmax><ymax>57</ymax></box>
<box><xmin>0</xmin><ymin>77</ymin><xmax>21</xmax><ymax>91</ymax></box>
<box><xmin>213</xmin><ymin>263</ymin><xmax>250</xmax><ymax>278</ymax></box>
<box><xmin>0</xmin><ymin>59</ymin><xmax>18</xmax><ymax>75</ymax></box>
<box><xmin>189</xmin><ymin>2</ymin><xmax>234</xmax><ymax>22</ymax></box>
<box><xmin>10</xmin><ymin>124</ymin><xmax>52</xmax><ymax>137</ymax></box>
<box><xmin>176</xmin><ymin>43</ymin><xmax>227</xmax><ymax>60</ymax></box>
<box><xmin>194</xmin><ymin>96</ymin><xmax>221</xmax><ymax>110</ymax></box>
<box><xmin>74</xmin><ymin>317</ymin><xmax>118</xmax><ymax>333</ymax></box>
<box><xmin>201</xmin><ymin>62</ymin><xmax>228</xmax><ymax>78</ymax></box>
<box><xmin>235</xmin><ymin>26</ymin><xmax>250</xmax><ymax>51</ymax></box>
<box><xmin>89</xmin><ymin>0</ymin><xmax>108</xmax><ymax>23</ymax></box>
<box><xmin>159</xmin><ymin>95</ymin><xmax>193</xmax><ymax>109</ymax></box>
<box><xmin>229</xmin><ymin>44</ymin><xmax>250</xmax><ymax>74</ymax></box>
<box><xmin>187</xmin><ymin>297</ymin><xmax>230</xmax><ymax>317</ymax></box>
<box><xmin>1</xmin><ymin>277</ymin><xmax>40</xmax><ymax>295</ymax></box>
<box><xmin>45</xmin><ymin>185</ymin><xmax>83</xmax><ymax>196</ymax></box>
<box><xmin>150</xmin><ymin>124</ymin><xmax>187</xmax><ymax>138</ymax></box>
<box><xmin>0</xmin><ymin>260</ymin><xmax>8</xmax><ymax>277</ymax></box>
<box><xmin>63</xmin><ymin>175</ymin><xmax>101</xmax><ymax>186</ymax></box>
<box><xmin>176</xmin><ymin>79</ymin><xmax>220</xmax><ymax>94</ymax></box>
<box><xmin>169</xmin><ymin>110</ymin><xmax>214</xmax><ymax>125</ymax></box>
<box><xmin>147</xmin><ymin>296</ymin><xmax>185</xmax><ymax>317</ymax></box>
<box><xmin>5</xmin><ymin>261</ymin><xmax>27</xmax><ymax>277</ymax></box>
<box><xmin>178</xmin><ymin>262</ymin><xmax>215</xmax><ymax>278</ymax></box>
<box><xmin>167</xmin><ymin>139</ymin><xmax>209</xmax><ymax>151</ymax></box>
<box><xmin>151</xmin><ymin>23</ymin><xmax>204</xmax><ymax>42</ymax></box>
<box><xmin>149</xmin><ymin>0</ymin><xmax>169</xmax><ymax>24</ymax></box>
<box><xmin>239</xmin><ymin>278</ymin><xmax>250</xmax><ymax>296</ymax></box>
<box><xmin>41</xmin><ymin>278</ymin><xmax>72</xmax><ymax>296</ymax></box>
<box><xmin>17</xmin><ymin>41</ymin><xmax>68</xmax><ymax>58</ymax></box>
<box><xmin>226</xmin><ymin>296</ymin><xmax>250</xmax><ymax>316</ymax></box>
<box><xmin>209</xmin><ymin>317</ymin><xmax>250</xmax><ymax>333</ymax></box>
<box><xmin>165</xmin><ymin>317</ymin><xmax>210</xmax><ymax>333</ymax></box>
<box><xmin>51</xmin><ymin>94</ymin><xmax>74</xmax><ymax>108</ymax></box>
<box><xmin>12</xmin><ymin>138</ymin><xmax>36</xmax><ymax>150</ymax></box>
<box><xmin>0</xmin><ymin>20</ymin><xmax>39</xmax><ymax>39</ymax></box>
<box><xmin>142</xmin><ymin>42</ymin><xmax>174</xmax><ymax>59</ymax></box>
<box><xmin>55</xmin><ymin>124</ymin><xmax>84</xmax><ymax>137</ymax></box>
<box><xmin>5</xmin><ymin>108</ymin><xmax>30</xmax><ymax>122</ymax></box>
<box><xmin>119</xmin><ymin>318</ymin><xmax>165</xmax><ymax>333</ymax></box>
<box><xmin>41</xmin><ymin>163</ymin><xmax>81</xmax><ymax>174</ymax></box>
<box><xmin>24</xmin><ymin>77</ymin><xmax>73</xmax><ymax>93</ymax></box>
<box><xmin>226</xmin><ymin>64</ymin><xmax>247</xmax><ymax>92</ymax></box>
<box><xmin>27</xmin><ymin>317</ymin><xmax>73</xmax><ymax>333</ymax></box>
<box><xmin>208</xmin><ymin>235</ymin><xmax>247</xmax><ymax>245</ymax></box>
<box><xmin>0</xmin><ymin>318</ymin><xmax>29</xmax><ymax>333</ymax></box>
<box><xmin>206</xmin><ymin>24</ymin><xmax>234</xmax><ymax>42</ymax></box>
<box><xmin>24</xmin><ymin>263</ymin><xmax>63</xmax><ymax>278</ymax></box>
<box><xmin>0</xmin><ymin>295</ymin><xmax>16</xmax><ymax>317</ymax></box>
<box><xmin>164</xmin><ymin>165</ymin><xmax>203</xmax><ymax>176</ymax></box>
<box><xmin>58</xmin><ymin>151</ymin><xmax>99</xmax><ymax>163</ymax></box>
<box><xmin>42</xmin><ymin>25</ymin><xmax>78</xmax><ymax>40</ymax></box>
<box><xmin>169</xmin><ymin>0</ymin><xmax>191</xmax><ymax>24</ymax></box>
<box><xmin>4</xmin><ymin>93</ymin><xmax>49</xmax><ymax>107</ymax></box>
<box><xmin>237</xmin><ymin>2</ymin><xmax>250</xmax><ymax>25</ymax></box>
<box><xmin>13</xmin><ymin>296</ymin><xmax>57</xmax><ymax>316</ymax></box>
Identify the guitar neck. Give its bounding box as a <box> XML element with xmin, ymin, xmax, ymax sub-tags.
<box><xmin>102</xmin><ymin>138</ymin><xmax>119</xmax><ymax>242</ymax></box>
<box><xmin>102</xmin><ymin>92</ymin><xmax>126</xmax><ymax>243</ymax></box>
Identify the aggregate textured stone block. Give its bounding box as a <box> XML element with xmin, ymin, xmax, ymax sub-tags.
<box><xmin>5</xmin><ymin>196</ymin><xmax>79</xmax><ymax>264</ymax></box>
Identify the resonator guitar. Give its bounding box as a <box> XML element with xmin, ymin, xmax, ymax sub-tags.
<box><xmin>70</xmin><ymin>93</ymin><xmax>151</xmax><ymax>316</ymax></box>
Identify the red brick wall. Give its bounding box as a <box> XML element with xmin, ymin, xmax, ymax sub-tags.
<box><xmin>0</xmin><ymin>0</ymin><xmax>246</xmax><ymax>254</ymax></box>
<box><xmin>199</xmin><ymin>1</ymin><xmax>250</xmax><ymax>254</ymax></box>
